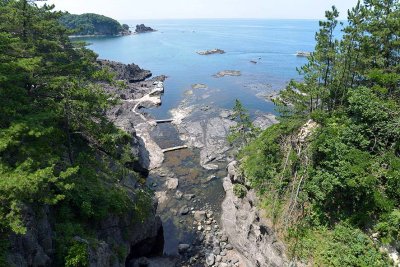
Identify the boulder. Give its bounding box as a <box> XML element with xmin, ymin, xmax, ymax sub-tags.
<box><xmin>165</xmin><ymin>178</ymin><xmax>179</xmax><ymax>190</ymax></box>
<box><xmin>194</xmin><ymin>211</ymin><xmax>207</xmax><ymax>221</ymax></box>
<box><xmin>180</xmin><ymin>206</ymin><xmax>189</xmax><ymax>215</ymax></box>
<box><xmin>178</xmin><ymin>244</ymin><xmax>190</xmax><ymax>253</ymax></box>
<box><xmin>206</xmin><ymin>253</ymin><xmax>215</xmax><ymax>266</ymax></box>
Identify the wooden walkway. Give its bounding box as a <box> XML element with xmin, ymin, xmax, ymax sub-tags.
<box><xmin>155</xmin><ymin>119</ymin><xmax>173</xmax><ymax>123</ymax></box>
<box><xmin>162</xmin><ymin>145</ymin><xmax>188</xmax><ymax>153</ymax></box>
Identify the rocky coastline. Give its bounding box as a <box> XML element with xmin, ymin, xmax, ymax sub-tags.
<box><xmin>91</xmin><ymin>59</ymin><xmax>287</xmax><ymax>266</ymax></box>
<box><xmin>7</xmin><ymin>58</ymin><xmax>292</xmax><ymax>266</ymax></box>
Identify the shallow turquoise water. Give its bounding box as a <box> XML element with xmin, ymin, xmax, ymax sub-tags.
<box><xmin>83</xmin><ymin>19</ymin><xmax>319</xmax><ymax>118</ymax></box>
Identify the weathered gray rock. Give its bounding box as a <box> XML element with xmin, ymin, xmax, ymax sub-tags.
<box><xmin>7</xmin><ymin>193</ymin><xmax>164</xmax><ymax>267</ymax></box>
<box><xmin>214</xmin><ymin>70</ymin><xmax>241</xmax><ymax>78</ymax></box>
<box><xmin>197</xmin><ymin>49</ymin><xmax>225</xmax><ymax>55</ymax></box>
<box><xmin>180</xmin><ymin>206</ymin><xmax>190</xmax><ymax>215</ymax></box>
<box><xmin>221</xmin><ymin>162</ymin><xmax>289</xmax><ymax>267</ymax></box>
<box><xmin>98</xmin><ymin>59</ymin><xmax>152</xmax><ymax>82</ymax></box>
<box><xmin>178</xmin><ymin>243</ymin><xmax>190</xmax><ymax>253</ymax></box>
<box><xmin>183</xmin><ymin>193</ymin><xmax>195</xmax><ymax>200</ymax></box>
<box><xmin>166</xmin><ymin>178</ymin><xmax>179</xmax><ymax>190</ymax></box>
<box><xmin>206</xmin><ymin>253</ymin><xmax>215</xmax><ymax>266</ymax></box>
<box><xmin>7</xmin><ymin>206</ymin><xmax>53</xmax><ymax>267</ymax></box>
<box><xmin>227</xmin><ymin>161</ymin><xmax>245</xmax><ymax>184</ymax></box>
<box><xmin>102</xmin><ymin>61</ymin><xmax>167</xmax><ymax>171</ymax></box>
<box><xmin>172</xmin><ymin>108</ymin><xmax>236</xmax><ymax>168</ymax></box>
<box><xmin>253</xmin><ymin>114</ymin><xmax>279</xmax><ymax>130</ymax></box>
<box><xmin>194</xmin><ymin>211</ymin><xmax>207</xmax><ymax>221</ymax></box>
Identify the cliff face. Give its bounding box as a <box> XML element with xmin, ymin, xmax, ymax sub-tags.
<box><xmin>221</xmin><ymin>161</ymin><xmax>289</xmax><ymax>267</ymax></box>
<box><xmin>98</xmin><ymin>60</ymin><xmax>152</xmax><ymax>83</ymax></box>
<box><xmin>5</xmin><ymin>60</ymin><xmax>165</xmax><ymax>267</ymax></box>
<box><xmin>6</xmin><ymin>195</ymin><xmax>163</xmax><ymax>267</ymax></box>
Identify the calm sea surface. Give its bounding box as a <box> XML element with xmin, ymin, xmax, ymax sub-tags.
<box><xmin>83</xmin><ymin>19</ymin><xmax>319</xmax><ymax>118</ymax></box>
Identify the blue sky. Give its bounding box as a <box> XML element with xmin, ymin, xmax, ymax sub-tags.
<box><xmin>45</xmin><ymin>0</ymin><xmax>360</xmax><ymax>20</ymax></box>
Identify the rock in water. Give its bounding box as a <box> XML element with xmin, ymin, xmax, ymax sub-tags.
<box><xmin>213</xmin><ymin>70</ymin><xmax>241</xmax><ymax>78</ymax></box>
<box><xmin>180</xmin><ymin>205</ymin><xmax>189</xmax><ymax>215</ymax></box>
<box><xmin>135</xmin><ymin>24</ymin><xmax>156</xmax><ymax>33</ymax></box>
<box><xmin>166</xmin><ymin>178</ymin><xmax>179</xmax><ymax>190</ymax></box>
<box><xmin>178</xmin><ymin>243</ymin><xmax>190</xmax><ymax>253</ymax></box>
<box><xmin>194</xmin><ymin>210</ymin><xmax>207</xmax><ymax>221</ymax></box>
<box><xmin>197</xmin><ymin>48</ymin><xmax>225</xmax><ymax>55</ymax></box>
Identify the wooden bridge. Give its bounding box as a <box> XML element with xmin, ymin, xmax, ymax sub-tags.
<box><xmin>162</xmin><ymin>145</ymin><xmax>188</xmax><ymax>153</ymax></box>
<box><xmin>155</xmin><ymin>119</ymin><xmax>174</xmax><ymax>124</ymax></box>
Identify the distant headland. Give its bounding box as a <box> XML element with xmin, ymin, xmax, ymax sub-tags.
<box><xmin>60</xmin><ymin>13</ymin><xmax>131</xmax><ymax>36</ymax></box>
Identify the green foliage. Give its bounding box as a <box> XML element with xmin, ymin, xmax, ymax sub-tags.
<box><xmin>375</xmin><ymin>209</ymin><xmax>400</xmax><ymax>246</ymax></box>
<box><xmin>228</xmin><ymin>99</ymin><xmax>260</xmax><ymax>148</ymax></box>
<box><xmin>291</xmin><ymin>223</ymin><xmax>389</xmax><ymax>266</ymax></box>
<box><xmin>0</xmin><ymin>1</ymin><xmax>152</xmax><ymax>265</ymax></box>
<box><xmin>239</xmin><ymin>0</ymin><xmax>399</xmax><ymax>264</ymax></box>
<box><xmin>233</xmin><ymin>184</ymin><xmax>247</xmax><ymax>198</ymax></box>
<box><xmin>65</xmin><ymin>242</ymin><xmax>89</xmax><ymax>267</ymax></box>
<box><xmin>60</xmin><ymin>13</ymin><xmax>124</xmax><ymax>36</ymax></box>
<box><xmin>239</xmin><ymin>119</ymin><xmax>304</xmax><ymax>192</ymax></box>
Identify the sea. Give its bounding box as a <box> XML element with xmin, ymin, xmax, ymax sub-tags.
<box><xmin>82</xmin><ymin>19</ymin><xmax>319</xmax><ymax>119</ymax></box>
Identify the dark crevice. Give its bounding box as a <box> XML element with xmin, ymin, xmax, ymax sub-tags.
<box><xmin>125</xmin><ymin>225</ymin><xmax>164</xmax><ymax>266</ymax></box>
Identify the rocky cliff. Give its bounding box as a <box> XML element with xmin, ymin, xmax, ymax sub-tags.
<box><xmin>7</xmin><ymin>194</ymin><xmax>163</xmax><ymax>267</ymax></box>
<box><xmin>6</xmin><ymin>60</ymin><xmax>166</xmax><ymax>267</ymax></box>
<box><xmin>221</xmin><ymin>161</ymin><xmax>290</xmax><ymax>267</ymax></box>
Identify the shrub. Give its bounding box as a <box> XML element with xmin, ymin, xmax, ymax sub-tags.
<box><xmin>65</xmin><ymin>242</ymin><xmax>89</xmax><ymax>267</ymax></box>
<box><xmin>233</xmin><ymin>184</ymin><xmax>247</xmax><ymax>198</ymax></box>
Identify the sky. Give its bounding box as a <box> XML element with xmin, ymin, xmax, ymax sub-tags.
<box><xmin>43</xmin><ymin>0</ymin><xmax>360</xmax><ymax>20</ymax></box>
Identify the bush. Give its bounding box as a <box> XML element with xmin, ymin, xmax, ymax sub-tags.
<box><xmin>233</xmin><ymin>184</ymin><xmax>247</xmax><ymax>198</ymax></box>
<box><xmin>291</xmin><ymin>223</ymin><xmax>389</xmax><ymax>266</ymax></box>
<box><xmin>65</xmin><ymin>242</ymin><xmax>88</xmax><ymax>267</ymax></box>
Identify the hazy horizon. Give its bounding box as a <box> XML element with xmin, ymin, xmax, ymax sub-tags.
<box><xmin>44</xmin><ymin>0</ymin><xmax>359</xmax><ymax>20</ymax></box>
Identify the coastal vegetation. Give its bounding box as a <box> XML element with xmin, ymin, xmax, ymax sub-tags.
<box><xmin>236</xmin><ymin>0</ymin><xmax>399</xmax><ymax>265</ymax></box>
<box><xmin>60</xmin><ymin>12</ymin><xmax>130</xmax><ymax>36</ymax></box>
<box><xmin>0</xmin><ymin>1</ymin><xmax>150</xmax><ymax>265</ymax></box>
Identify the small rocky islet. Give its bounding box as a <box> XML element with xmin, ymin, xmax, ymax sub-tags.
<box><xmin>135</xmin><ymin>24</ymin><xmax>157</xmax><ymax>33</ymax></box>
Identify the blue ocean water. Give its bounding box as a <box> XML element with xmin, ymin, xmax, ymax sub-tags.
<box><xmin>83</xmin><ymin>19</ymin><xmax>319</xmax><ymax>118</ymax></box>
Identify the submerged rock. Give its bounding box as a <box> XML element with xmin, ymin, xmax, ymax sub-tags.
<box><xmin>213</xmin><ymin>70</ymin><xmax>241</xmax><ymax>78</ymax></box>
<box><xmin>197</xmin><ymin>48</ymin><xmax>225</xmax><ymax>55</ymax></box>
<box><xmin>191</xmin><ymin>83</ymin><xmax>208</xmax><ymax>89</ymax></box>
